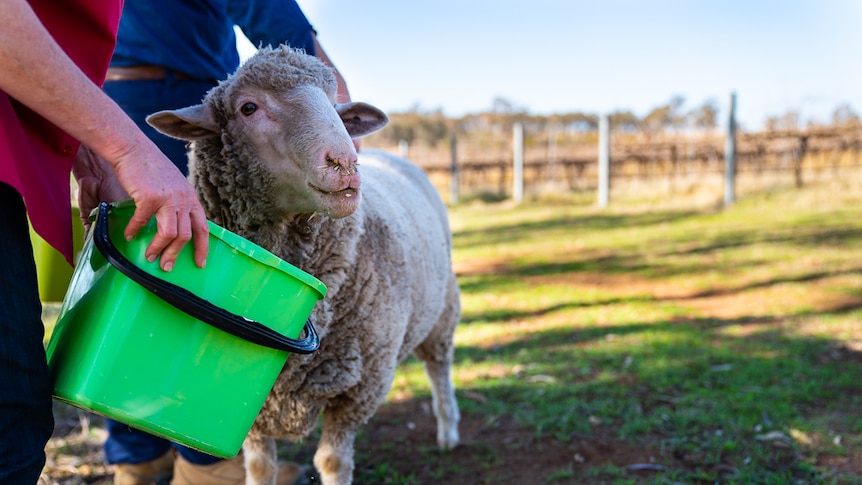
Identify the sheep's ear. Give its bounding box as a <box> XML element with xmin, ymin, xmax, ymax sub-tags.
<box><xmin>337</xmin><ymin>102</ymin><xmax>389</xmax><ymax>138</ymax></box>
<box><xmin>146</xmin><ymin>105</ymin><xmax>220</xmax><ymax>141</ymax></box>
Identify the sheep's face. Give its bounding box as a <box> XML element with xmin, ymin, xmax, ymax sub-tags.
<box><xmin>146</xmin><ymin>47</ymin><xmax>388</xmax><ymax>220</ymax></box>
<box><xmin>228</xmin><ymin>83</ymin><xmax>368</xmax><ymax>218</ymax></box>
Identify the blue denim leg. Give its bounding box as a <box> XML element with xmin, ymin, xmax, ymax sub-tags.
<box><xmin>103</xmin><ymin>77</ymin><xmax>224</xmax><ymax>467</ymax></box>
<box><xmin>103</xmin><ymin>76</ymin><xmax>216</xmax><ymax>175</ymax></box>
<box><xmin>174</xmin><ymin>444</ymin><xmax>223</xmax><ymax>466</ymax></box>
<box><xmin>0</xmin><ymin>184</ymin><xmax>55</xmax><ymax>484</ymax></box>
<box><xmin>103</xmin><ymin>419</ymin><xmax>222</xmax><ymax>466</ymax></box>
<box><xmin>103</xmin><ymin>419</ymin><xmax>173</xmax><ymax>464</ymax></box>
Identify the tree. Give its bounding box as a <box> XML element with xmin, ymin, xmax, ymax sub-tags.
<box><xmin>832</xmin><ymin>103</ymin><xmax>860</xmax><ymax>128</ymax></box>
<box><xmin>609</xmin><ymin>110</ymin><xmax>639</xmax><ymax>133</ymax></box>
<box><xmin>689</xmin><ymin>99</ymin><xmax>718</xmax><ymax>133</ymax></box>
<box><xmin>642</xmin><ymin>95</ymin><xmax>686</xmax><ymax>135</ymax></box>
<box><xmin>374</xmin><ymin>105</ymin><xmax>451</xmax><ymax>147</ymax></box>
<box><xmin>782</xmin><ymin>110</ymin><xmax>800</xmax><ymax>131</ymax></box>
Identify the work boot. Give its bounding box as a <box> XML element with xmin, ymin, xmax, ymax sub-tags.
<box><xmin>113</xmin><ymin>450</ymin><xmax>175</xmax><ymax>485</ymax></box>
<box><xmin>171</xmin><ymin>453</ymin><xmax>305</xmax><ymax>485</ymax></box>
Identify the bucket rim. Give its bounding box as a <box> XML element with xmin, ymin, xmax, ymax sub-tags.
<box><xmin>93</xmin><ymin>199</ymin><xmax>327</xmax><ymax>298</ymax></box>
<box><xmin>206</xmin><ymin>222</ymin><xmax>326</xmax><ymax>298</ymax></box>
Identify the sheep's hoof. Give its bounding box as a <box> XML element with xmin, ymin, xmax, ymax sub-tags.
<box><xmin>437</xmin><ymin>429</ymin><xmax>460</xmax><ymax>451</ymax></box>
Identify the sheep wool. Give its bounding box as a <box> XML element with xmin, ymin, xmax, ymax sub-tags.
<box><xmin>147</xmin><ymin>46</ymin><xmax>460</xmax><ymax>485</ymax></box>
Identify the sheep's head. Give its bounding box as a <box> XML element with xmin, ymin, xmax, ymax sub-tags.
<box><xmin>147</xmin><ymin>46</ymin><xmax>388</xmax><ymax>220</ymax></box>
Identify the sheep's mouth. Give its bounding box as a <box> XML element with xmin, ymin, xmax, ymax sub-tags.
<box><xmin>310</xmin><ymin>184</ymin><xmax>359</xmax><ymax>198</ymax></box>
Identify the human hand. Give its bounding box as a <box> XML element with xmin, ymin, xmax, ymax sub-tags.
<box><xmin>107</xmin><ymin>139</ymin><xmax>208</xmax><ymax>272</ymax></box>
<box><xmin>73</xmin><ymin>145</ymin><xmax>129</xmax><ymax>233</ymax></box>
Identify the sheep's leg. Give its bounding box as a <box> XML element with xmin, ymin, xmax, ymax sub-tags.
<box><xmin>423</xmin><ymin>356</ymin><xmax>460</xmax><ymax>450</ymax></box>
<box><xmin>313</xmin><ymin>414</ymin><xmax>357</xmax><ymax>485</ymax></box>
<box><xmin>242</xmin><ymin>434</ymin><xmax>278</xmax><ymax>485</ymax></box>
<box><xmin>415</xmin><ymin>277</ymin><xmax>461</xmax><ymax>450</ymax></box>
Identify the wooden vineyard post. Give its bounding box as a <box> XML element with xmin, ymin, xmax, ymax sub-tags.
<box><xmin>513</xmin><ymin>123</ymin><xmax>524</xmax><ymax>203</ymax></box>
<box><xmin>449</xmin><ymin>134</ymin><xmax>459</xmax><ymax>205</ymax></box>
<box><xmin>724</xmin><ymin>92</ymin><xmax>737</xmax><ymax>206</ymax></box>
<box><xmin>598</xmin><ymin>113</ymin><xmax>610</xmax><ymax>208</ymax></box>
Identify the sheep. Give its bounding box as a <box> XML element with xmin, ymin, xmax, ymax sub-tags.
<box><xmin>146</xmin><ymin>45</ymin><xmax>460</xmax><ymax>485</ymax></box>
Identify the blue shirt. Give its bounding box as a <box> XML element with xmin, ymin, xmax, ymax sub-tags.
<box><xmin>111</xmin><ymin>0</ymin><xmax>316</xmax><ymax>81</ymax></box>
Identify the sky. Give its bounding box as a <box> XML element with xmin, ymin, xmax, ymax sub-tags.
<box><xmin>239</xmin><ymin>1</ymin><xmax>862</xmax><ymax>131</ymax></box>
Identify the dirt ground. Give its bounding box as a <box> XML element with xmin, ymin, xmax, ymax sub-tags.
<box><xmin>43</xmin><ymin>397</ymin><xmax>683</xmax><ymax>485</ymax></box>
<box><xmin>42</xmin><ymin>386</ymin><xmax>862</xmax><ymax>485</ymax></box>
<box><xmin>41</xmin><ymin>266</ymin><xmax>862</xmax><ymax>484</ymax></box>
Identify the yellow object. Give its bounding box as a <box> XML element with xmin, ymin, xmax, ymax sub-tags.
<box><xmin>29</xmin><ymin>207</ymin><xmax>85</xmax><ymax>302</ymax></box>
<box><xmin>113</xmin><ymin>450</ymin><xmax>175</xmax><ymax>485</ymax></box>
<box><xmin>171</xmin><ymin>453</ymin><xmax>305</xmax><ymax>485</ymax></box>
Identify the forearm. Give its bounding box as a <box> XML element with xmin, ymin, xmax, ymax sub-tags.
<box><xmin>312</xmin><ymin>34</ymin><xmax>351</xmax><ymax>104</ymax></box>
<box><xmin>0</xmin><ymin>0</ymin><xmax>209</xmax><ymax>270</ymax></box>
<box><xmin>311</xmin><ymin>34</ymin><xmax>360</xmax><ymax>150</ymax></box>
<box><xmin>0</xmin><ymin>0</ymin><xmax>146</xmax><ymax>167</ymax></box>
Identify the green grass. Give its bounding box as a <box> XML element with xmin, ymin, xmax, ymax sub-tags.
<box><xmin>386</xmin><ymin>180</ymin><xmax>862</xmax><ymax>484</ymax></box>
<box><xmin>43</xmin><ymin>179</ymin><xmax>862</xmax><ymax>484</ymax></box>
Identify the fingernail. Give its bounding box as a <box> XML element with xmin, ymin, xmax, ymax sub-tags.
<box><xmin>146</xmin><ymin>254</ymin><xmax>156</xmax><ymax>263</ymax></box>
<box><xmin>163</xmin><ymin>261</ymin><xmax>174</xmax><ymax>272</ymax></box>
<box><xmin>200</xmin><ymin>259</ymin><xmax>207</xmax><ymax>269</ymax></box>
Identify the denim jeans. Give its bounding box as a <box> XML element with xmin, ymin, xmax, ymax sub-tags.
<box><xmin>0</xmin><ymin>183</ymin><xmax>55</xmax><ymax>484</ymax></box>
<box><xmin>102</xmin><ymin>75</ymin><xmax>224</xmax><ymax>466</ymax></box>
<box><xmin>103</xmin><ymin>73</ymin><xmax>217</xmax><ymax>177</ymax></box>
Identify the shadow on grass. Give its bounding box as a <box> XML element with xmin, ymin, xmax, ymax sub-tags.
<box><xmin>457</xmin><ymin>222</ymin><xmax>862</xmax><ymax>299</ymax></box>
<box><xmin>658</xmin><ymin>226</ymin><xmax>862</xmax><ymax>258</ymax></box>
<box><xmin>349</xmin><ymin>309</ymin><xmax>862</xmax><ymax>484</ymax></box>
<box><xmin>459</xmin><ymin>264</ymin><xmax>862</xmax><ymax>326</ymax></box>
<box><xmin>455</xmin><ymin>205</ymin><xmax>862</xmax><ymax>292</ymax></box>
<box><xmin>446</xmin><ymin>309</ymin><xmax>862</xmax><ymax>483</ymax></box>
<box><xmin>457</xmin><ymin>313</ymin><xmax>785</xmax><ymax>359</ymax></box>
<box><xmin>459</xmin><ymin>297</ymin><xmax>655</xmax><ymax>325</ymax></box>
<box><xmin>453</xmin><ymin>209</ymin><xmax>702</xmax><ymax>250</ymax></box>
<box><xmin>436</xmin><ymin>196</ymin><xmax>862</xmax><ymax>482</ymax></box>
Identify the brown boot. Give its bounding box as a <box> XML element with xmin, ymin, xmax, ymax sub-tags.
<box><xmin>171</xmin><ymin>453</ymin><xmax>305</xmax><ymax>485</ymax></box>
<box><xmin>113</xmin><ymin>450</ymin><xmax>175</xmax><ymax>485</ymax></box>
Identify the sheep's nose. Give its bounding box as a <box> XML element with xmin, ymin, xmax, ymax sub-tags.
<box><xmin>325</xmin><ymin>153</ymin><xmax>358</xmax><ymax>175</ymax></box>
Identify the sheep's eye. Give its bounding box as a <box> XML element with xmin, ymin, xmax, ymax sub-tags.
<box><xmin>240</xmin><ymin>102</ymin><xmax>257</xmax><ymax>116</ymax></box>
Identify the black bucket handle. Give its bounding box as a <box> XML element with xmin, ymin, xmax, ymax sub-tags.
<box><xmin>93</xmin><ymin>201</ymin><xmax>319</xmax><ymax>354</ymax></box>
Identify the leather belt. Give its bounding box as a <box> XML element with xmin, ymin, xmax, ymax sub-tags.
<box><xmin>105</xmin><ymin>65</ymin><xmax>195</xmax><ymax>82</ymax></box>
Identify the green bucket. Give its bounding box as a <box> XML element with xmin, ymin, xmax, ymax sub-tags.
<box><xmin>45</xmin><ymin>200</ymin><xmax>326</xmax><ymax>457</ymax></box>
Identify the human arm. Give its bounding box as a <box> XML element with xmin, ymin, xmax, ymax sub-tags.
<box><xmin>312</xmin><ymin>33</ymin><xmax>351</xmax><ymax>105</ymax></box>
<box><xmin>229</xmin><ymin>0</ymin><xmax>358</xmax><ymax>150</ymax></box>
<box><xmin>312</xmin><ymin>33</ymin><xmax>360</xmax><ymax>151</ymax></box>
<box><xmin>0</xmin><ymin>0</ymin><xmax>208</xmax><ymax>271</ymax></box>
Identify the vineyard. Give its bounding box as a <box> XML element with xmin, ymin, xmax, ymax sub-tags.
<box><xmin>367</xmin><ymin>124</ymin><xmax>862</xmax><ymax>205</ymax></box>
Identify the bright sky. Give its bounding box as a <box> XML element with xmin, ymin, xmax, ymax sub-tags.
<box><xmin>239</xmin><ymin>1</ymin><xmax>862</xmax><ymax>131</ymax></box>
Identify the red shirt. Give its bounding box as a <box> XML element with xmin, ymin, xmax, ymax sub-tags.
<box><xmin>0</xmin><ymin>0</ymin><xmax>122</xmax><ymax>263</ymax></box>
